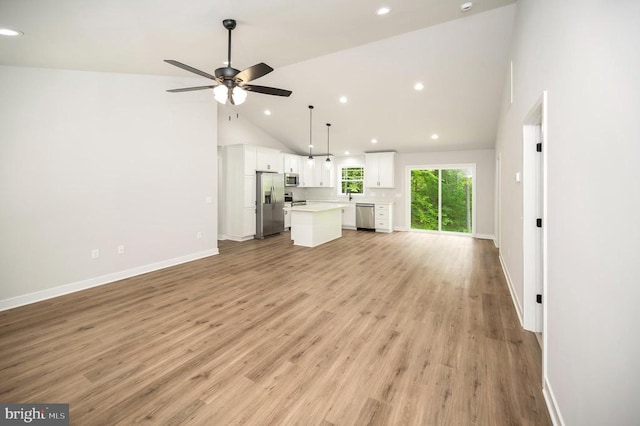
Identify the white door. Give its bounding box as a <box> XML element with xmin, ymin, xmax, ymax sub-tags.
<box><xmin>522</xmin><ymin>92</ymin><xmax>547</xmax><ymax>335</ymax></box>
<box><xmin>534</xmin><ymin>125</ymin><xmax>544</xmax><ymax>333</ymax></box>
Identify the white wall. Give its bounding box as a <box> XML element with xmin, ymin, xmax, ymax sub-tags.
<box><xmin>217</xmin><ymin>105</ymin><xmax>293</xmax><ymax>152</ymax></box>
<box><xmin>495</xmin><ymin>1</ymin><xmax>640</xmax><ymax>424</ymax></box>
<box><xmin>0</xmin><ymin>66</ymin><xmax>219</xmax><ymax>308</ymax></box>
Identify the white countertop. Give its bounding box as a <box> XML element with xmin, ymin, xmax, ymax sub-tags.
<box><xmin>306</xmin><ymin>199</ymin><xmax>394</xmax><ymax>205</ymax></box>
<box><xmin>286</xmin><ymin>202</ymin><xmax>347</xmax><ymax>212</ymax></box>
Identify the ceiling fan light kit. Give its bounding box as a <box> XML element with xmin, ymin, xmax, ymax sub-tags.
<box><xmin>214</xmin><ymin>85</ymin><xmax>247</xmax><ymax>105</ymax></box>
<box><xmin>165</xmin><ymin>19</ymin><xmax>292</xmax><ymax>105</ymax></box>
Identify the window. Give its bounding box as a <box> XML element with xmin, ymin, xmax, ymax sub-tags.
<box><xmin>409</xmin><ymin>165</ymin><xmax>474</xmax><ymax>234</ymax></box>
<box><xmin>340</xmin><ymin>166</ymin><xmax>364</xmax><ymax>195</ymax></box>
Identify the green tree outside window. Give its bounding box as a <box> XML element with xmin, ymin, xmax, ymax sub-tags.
<box><xmin>341</xmin><ymin>167</ymin><xmax>364</xmax><ymax>194</ymax></box>
<box><xmin>411</xmin><ymin>168</ymin><xmax>473</xmax><ymax>233</ymax></box>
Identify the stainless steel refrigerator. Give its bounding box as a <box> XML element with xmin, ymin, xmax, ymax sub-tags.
<box><xmin>255</xmin><ymin>172</ymin><xmax>285</xmax><ymax>239</ymax></box>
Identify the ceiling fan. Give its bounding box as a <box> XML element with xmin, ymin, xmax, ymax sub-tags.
<box><xmin>165</xmin><ymin>19</ymin><xmax>292</xmax><ymax>105</ymax></box>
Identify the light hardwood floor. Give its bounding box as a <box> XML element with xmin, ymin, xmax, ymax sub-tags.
<box><xmin>0</xmin><ymin>231</ymin><xmax>551</xmax><ymax>425</ymax></box>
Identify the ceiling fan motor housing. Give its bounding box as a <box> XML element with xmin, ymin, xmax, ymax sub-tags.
<box><xmin>215</xmin><ymin>67</ymin><xmax>241</xmax><ymax>81</ymax></box>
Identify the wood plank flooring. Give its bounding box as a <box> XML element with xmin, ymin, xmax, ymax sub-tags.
<box><xmin>0</xmin><ymin>231</ymin><xmax>551</xmax><ymax>425</ymax></box>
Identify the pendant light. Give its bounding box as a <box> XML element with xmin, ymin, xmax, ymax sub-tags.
<box><xmin>325</xmin><ymin>123</ymin><xmax>332</xmax><ymax>169</ymax></box>
<box><xmin>307</xmin><ymin>105</ymin><xmax>315</xmax><ymax>166</ymax></box>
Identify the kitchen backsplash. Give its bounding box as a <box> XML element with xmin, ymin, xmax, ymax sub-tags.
<box><xmin>298</xmin><ymin>187</ymin><xmax>397</xmax><ymax>202</ymax></box>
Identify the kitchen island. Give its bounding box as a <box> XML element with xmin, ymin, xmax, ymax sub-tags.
<box><xmin>286</xmin><ymin>203</ymin><xmax>346</xmax><ymax>247</ymax></box>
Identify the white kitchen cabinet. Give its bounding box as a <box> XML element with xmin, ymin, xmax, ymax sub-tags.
<box><xmin>282</xmin><ymin>154</ymin><xmax>301</xmax><ymax>174</ymax></box>
<box><xmin>341</xmin><ymin>204</ymin><xmax>356</xmax><ymax>229</ymax></box>
<box><xmin>223</xmin><ymin>145</ymin><xmax>258</xmax><ymax>241</ymax></box>
<box><xmin>300</xmin><ymin>157</ymin><xmax>314</xmax><ymax>187</ymax></box>
<box><xmin>243</xmin><ymin>207</ymin><xmax>256</xmax><ymax>236</ymax></box>
<box><xmin>284</xmin><ymin>206</ymin><xmax>291</xmax><ymax>229</ymax></box>
<box><xmin>311</xmin><ymin>156</ymin><xmax>334</xmax><ymax>187</ymax></box>
<box><xmin>365</xmin><ymin>152</ymin><xmax>395</xmax><ymax>188</ymax></box>
<box><xmin>256</xmin><ymin>147</ymin><xmax>281</xmax><ymax>172</ymax></box>
<box><xmin>243</xmin><ymin>175</ymin><xmax>255</xmax><ymax>208</ymax></box>
<box><xmin>243</xmin><ymin>146</ymin><xmax>257</xmax><ymax>174</ymax></box>
<box><xmin>300</xmin><ymin>156</ymin><xmax>333</xmax><ymax>187</ymax></box>
<box><xmin>374</xmin><ymin>203</ymin><xmax>393</xmax><ymax>233</ymax></box>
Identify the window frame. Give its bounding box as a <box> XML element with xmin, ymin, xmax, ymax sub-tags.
<box><xmin>405</xmin><ymin>163</ymin><xmax>476</xmax><ymax>236</ymax></box>
<box><xmin>338</xmin><ymin>165</ymin><xmax>366</xmax><ymax>197</ymax></box>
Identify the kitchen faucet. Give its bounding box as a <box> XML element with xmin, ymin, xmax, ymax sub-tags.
<box><xmin>347</xmin><ymin>189</ymin><xmax>353</xmax><ymax>202</ymax></box>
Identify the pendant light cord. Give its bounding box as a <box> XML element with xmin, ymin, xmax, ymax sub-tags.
<box><xmin>326</xmin><ymin>123</ymin><xmax>331</xmax><ymax>161</ymax></box>
<box><xmin>308</xmin><ymin>105</ymin><xmax>314</xmax><ymax>159</ymax></box>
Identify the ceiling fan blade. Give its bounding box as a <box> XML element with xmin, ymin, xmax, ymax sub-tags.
<box><xmin>164</xmin><ymin>60</ymin><xmax>217</xmax><ymax>80</ymax></box>
<box><xmin>243</xmin><ymin>84</ymin><xmax>292</xmax><ymax>97</ymax></box>
<box><xmin>235</xmin><ymin>63</ymin><xmax>274</xmax><ymax>83</ymax></box>
<box><xmin>166</xmin><ymin>85</ymin><xmax>217</xmax><ymax>93</ymax></box>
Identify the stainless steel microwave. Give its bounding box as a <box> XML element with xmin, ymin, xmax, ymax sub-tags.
<box><xmin>285</xmin><ymin>173</ymin><xmax>299</xmax><ymax>187</ymax></box>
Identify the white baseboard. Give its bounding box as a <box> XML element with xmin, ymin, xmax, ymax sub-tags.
<box><xmin>224</xmin><ymin>235</ymin><xmax>255</xmax><ymax>242</ymax></box>
<box><xmin>499</xmin><ymin>253</ymin><xmax>523</xmax><ymax>327</ymax></box>
<box><xmin>392</xmin><ymin>228</ymin><xmax>495</xmax><ymax>239</ymax></box>
<box><xmin>543</xmin><ymin>376</ymin><xmax>565</xmax><ymax>426</ymax></box>
<box><xmin>474</xmin><ymin>233</ymin><xmax>495</xmax><ymax>240</ymax></box>
<box><xmin>0</xmin><ymin>248</ymin><xmax>219</xmax><ymax>312</ymax></box>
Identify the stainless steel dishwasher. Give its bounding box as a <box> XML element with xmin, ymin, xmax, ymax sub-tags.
<box><xmin>356</xmin><ymin>203</ymin><xmax>375</xmax><ymax>230</ymax></box>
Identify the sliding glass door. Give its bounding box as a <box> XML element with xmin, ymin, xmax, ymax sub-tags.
<box><xmin>410</xmin><ymin>165</ymin><xmax>474</xmax><ymax>234</ymax></box>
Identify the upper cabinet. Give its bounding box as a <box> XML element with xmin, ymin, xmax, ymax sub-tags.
<box><xmin>256</xmin><ymin>147</ymin><xmax>282</xmax><ymax>172</ymax></box>
<box><xmin>300</xmin><ymin>157</ymin><xmax>314</xmax><ymax>187</ymax></box>
<box><xmin>312</xmin><ymin>156</ymin><xmax>334</xmax><ymax>187</ymax></box>
<box><xmin>365</xmin><ymin>152</ymin><xmax>395</xmax><ymax>188</ymax></box>
<box><xmin>282</xmin><ymin>153</ymin><xmax>301</xmax><ymax>174</ymax></box>
<box><xmin>300</xmin><ymin>156</ymin><xmax>334</xmax><ymax>187</ymax></box>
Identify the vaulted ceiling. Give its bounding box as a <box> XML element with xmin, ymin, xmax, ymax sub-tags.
<box><xmin>0</xmin><ymin>0</ymin><xmax>516</xmax><ymax>155</ymax></box>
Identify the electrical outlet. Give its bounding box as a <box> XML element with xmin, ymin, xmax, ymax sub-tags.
<box><xmin>91</xmin><ymin>249</ymin><xmax>100</xmax><ymax>259</ymax></box>
<box><xmin>117</xmin><ymin>245</ymin><xmax>125</xmax><ymax>255</ymax></box>
<box><xmin>205</xmin><ymin>196</ymin><xmax>213</xmax><ymax>204</ymax></box>
<box><xmin>197</xmin><ymin>232</ymin><xmax>202</xmax><ymax>239</ymax></box>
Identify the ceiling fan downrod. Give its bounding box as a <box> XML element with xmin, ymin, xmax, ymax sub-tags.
<box><xmin>222</xmin><ymin>19</ymin><xmax>236</xmax><ymax>69</ymax></box>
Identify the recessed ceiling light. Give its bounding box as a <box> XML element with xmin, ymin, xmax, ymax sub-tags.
<box><xmin>461</xmin><ymin>2</ymin><xmax>473</xmax><ymax>12</ymax></box>
<box><xmin>371</xmin><ymin>138</ymin><xmax>378</xmax><ymax>144</ymax></box>
<box><xmin>264</xmin><ymin>110</ymin><xmax>271</xmax><ymax>116</ymax></box>
<box><xmin>431</xmin><ymin>134</ymin><xmax>440</xmax><ymax>140</ymax></box>
<box><xmin>414</xmin><ymin>82</ymin><xmax>425</xmax><ymax>91</ymax></box>
<box><xmin>339</xmin><ymin>96</ymin><xmax>348</xmax><ymax>104</ymax></box>
<box><xmin>345</xmin><ymin>151</ymin><xmax>350</xmax><ymax>155</ymax></box>
<box><xmin>376</xmin><ymin>7</ymin><xmax>391</xmax><ymax>15</ymax></box>
<box><xmin>309</xmin><ymin>144</ymin><xmax>314</xmax><ymax>148</ymax></box>
<box><xmin>0</xmin><ymin>28</ymin><xmax>23</xmax><ymax>37</ymax></box>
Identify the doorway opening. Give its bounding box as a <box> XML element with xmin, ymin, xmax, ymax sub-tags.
<box><xmin>523</xmin><ymin>91</ymin><xmax>548</xmax><ymax>384</ymax></box>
